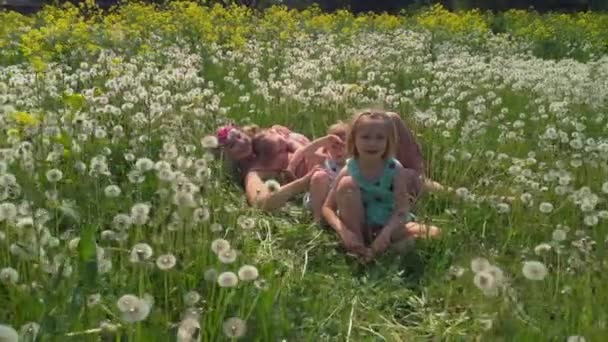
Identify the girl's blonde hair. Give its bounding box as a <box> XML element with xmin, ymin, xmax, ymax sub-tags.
<box><xmin>346</xmin><ymin>109</ymin><xmax>397</xmax><ymax>160</ymax></box>
<box><xmin>327</xmin><ymin>120</ymin><xmax>348</xmax><ymax>139</ymax></box>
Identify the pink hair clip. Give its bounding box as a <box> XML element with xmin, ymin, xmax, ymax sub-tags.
<box><xmin>216</xmin><ymin>124</ymin><xmax>236</xmax><ymax>145</ymax></box>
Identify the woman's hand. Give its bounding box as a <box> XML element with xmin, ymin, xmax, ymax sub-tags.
<box><xmin>323</xmin><ymin>134</ymin><xmax>344</xmax><ymax>148</ymax></box>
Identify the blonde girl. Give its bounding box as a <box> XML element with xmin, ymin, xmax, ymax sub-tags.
<box><xmin>322</xmin><ymin>110</ymin><xmax>440</xmax><ymax>262</ymax></box>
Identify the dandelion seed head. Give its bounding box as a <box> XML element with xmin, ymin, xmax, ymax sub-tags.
<box><xmin>135</xmin><ymin>158</ymin><xmax>155</xmax><ymax>172</ymax></box>
<box><xmin>129</xmin><ymin>243</ymin><xmax>153</xmax><ymax>263</ymax></box>
<box><xmin>218</xmin><ymin>249</ymin><xmax>237</xmax><ymax>264</ymax></box>
<box><xmin>156</xmin><ymin>254</ymin><xmax>177</xmax><ymax>270</ymax></box>
<box><xmin>473</xmin><ymin>271</ymin><xmax>496</xmax><ymax>292</ymax></box>
<box><xmin>201</xmin><ymin>135</ymin><xmax>218</xmax><ymax>149</ymax></box>
<box><xmin>534</xmin><ymin>243</ymin><xmax>552</xmax><ymax>255</ymax></box>
<box><xmin>552</xmin><ymin>229</ymin><xmax>567</xmax><ymax>242</ymax></box>
<box><xmin>522</xmin><ymin>261</ymin><xmax>548</xmax><ymax>281</ymax></box>
<box><xmin>211</xmin><ymin>239</ymin><xmax>231</xmax><ymax>255</ymax></box>
<box><xmin>470</xmin><ymin>257</ymin><xmax>490</xmax><ymax>273</ymax></box>
<box><xmin>237</xmin><ymin>216</ymin><xmax>256</xmax><ymax>230</ymax></box>
<box><xmin>217</xmin><ymin>271</ymin><xmax>239</xmax><ymax>287</ymax></box>
<box><xmin>45</xmin><ymin>169</ymin><xmax>63</xmax><ymax>182</ymax></box>
<box><xmin>104</xmin><ymin>185</ymin><xmax>122</xmax><ymax>198</ymax></box>
<box><xmin>0</xmin><ymin>267</ymin><xmax>19</xmax><ymax>284</ymax></box>
<box><xmin>19</xmin><ymin>322</ymin><xmax>40</xmax><ymax>340</ymax></box>
<box><xmin>0</xmin><ymin>202</ymin><xmax>17</xmax><ymax>222</ymax></box>
<box><xmin>183</xmin><ymin>291</ymin><xmax>201</xmax><ymax>306</ymax></box>
<box><xmin>0</xmin><ymin>324</ymin><xmax>18</xmax><ymax>342</ymax></box>
<box><xmin>222</xmin><ymin>317</ymin><xmax>247</xmax><ymax>339</ymax></box>
<box><xmin>238</xmin><ymin>265</ymin><xmax>259</xmax><ymax>281</ymax></box>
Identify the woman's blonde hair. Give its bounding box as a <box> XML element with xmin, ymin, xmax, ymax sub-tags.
<box><xmin>346</xmin><ymin>109</ymin><xmax>397</xmax><ymax>160</ymax></box>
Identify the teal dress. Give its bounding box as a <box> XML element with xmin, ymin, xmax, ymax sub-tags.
<box><xmin>346</xmin><ymin>157</ymin><xmax>414</xmax><ymax>229</ymax></box>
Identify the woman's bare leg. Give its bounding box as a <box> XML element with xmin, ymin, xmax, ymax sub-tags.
<box><xmin>389</xmin><ymin>221</ymin><xmax>440</xmax><ymax>254</ymax></box>
<box><xmin>404</xmin><ymin>222</ymin><xmax>441</xmax><ymax>239</ymax></box>
<box><xmin>309</xmin><ymin>170</ymin><xmax>330</xmax><ymax>223</ymax></box>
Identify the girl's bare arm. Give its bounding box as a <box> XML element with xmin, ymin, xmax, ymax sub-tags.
<box><xmin>383</xmin><ymin>166</ymin><xmax>411</xmax><ymax>235</ymax></box>
<box><xmin>321</xmin><ymin>169</ymin><xmax>349</xmax><ymax>234</ymax></box>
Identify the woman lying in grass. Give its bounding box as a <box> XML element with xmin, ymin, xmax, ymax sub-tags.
<box><xmin>322</xmin><ymin>109</ymin><xmax>441</xmax><ymax>263</ymax></box>
<box><xmin>215</xmin><ymin>123</ymin><xmax>340</xmax><ymax>211</ymax></box>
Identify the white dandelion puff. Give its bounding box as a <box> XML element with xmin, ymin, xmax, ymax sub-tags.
<box><xmin>19</xmin><ymin>322</ymin><xmax>40</xmax><ymax>340</ymax></box>
<box><xmin>470</xmin><ymin>257</ymin><xmax>490</xmax><ymax>273</ymax></box>
<box><xmin>217</xmin><ymin>271</ymin><xmax>239</xmax><ymax>288</ymax></box>
<box><xmin>201</xmin><ymin>135</ymin><xmax>219</xmax><ymax>149</ymax></box>
<box><xmin>552</xmin><ymin>229</ymin><xmax>567</xmax><ymax>242</ymax></box>
<box><xmin>183</xmin><ymin>291</ymin><xmax>201</xmax><ymax>306</ymax></box>
<box><xmin>238</xmin><ymin>265</ymin><xmax>259</xmax><ymax>281</ymax></box>
<box><xmin>156</xmin><ymin>254</ymin><xmax>177</xmax><ymax>271</ymax></box>
<box><xmin>264</xmin><ymin>179</ymin><xmax>281</xmax><ymax>192</ymax></box>
<box><xmin>87</xmin><ymin>293</ymin><xmax>101</xmax><ymax>307</ymax></box>
<box><xmin>0</xmin><ymin>324</ymin><xmax>18</xmax><ymax>342</ymax></box>
<box><xmin>129</xmin><ymin>243</ymin><xmax>153</xmax><ymax>263</ymax></box>
<box><xmin>222</xmin><ymin>317</ymin><xmax>247</xmax><ymax>339</ymax></box>
<box><xmin>473</xmin><ymin>271</ymin><xmax>496</xmax><ymax>292</ymax></box>
<box><xmin>104</xmin><ymin>185</ymin><xmax>122</xmax><ymax>198</ymax></box>
<box><xmin>237</xmin><ymin>216</ymin><xmax>256</xmax><ymax>230</ymax></box>
<box><xmin>135</xmin><ymin>158</ymin><xmax>155</xmax><ymax>172</ymax></box>
<box><xmin>0</xmin><ymin>202</ymin><xmax>18</xmax><ymax>222</ymax></box>
<box><xmin>522</xmin><ymin>261</ymin><xmax>548</xmax><ymax>281</ymax></box>
<box><xmin>539</xmin><ymin>202</ymin><xmax>554</xmax><ymax>214</ymax></box>
<box><xmin>0</xmin><ymin>267</ymin><xmax>19</xmax><ymax>284</ymax></box>
<box><xmin>211</xmin><ymin>239</ymin><xmax>231</xmax><ymax>255</ymax></box>
<box><xmin>45</xmin><ymin>169</ymin><xmax>63</xmax><ymax>182</ymax></box>
<box><xmin>218</xmin><ymin>249</ymin><xmax>237</xmax><ymax>264</ymax></box>
<box><xmin>534</xmin><ymin>243</ymin><xmax>552</xmax><ymax>255</ymax></box>
<box><xmin>116</xmin><ymin>294</ymin><xmax>151</xmax><ymax>323</ymax></box>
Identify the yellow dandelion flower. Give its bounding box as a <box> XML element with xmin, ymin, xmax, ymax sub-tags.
<box><xmin>12</xmin><ymin>111</ymin><xmax>39</xmax><ymax>127</ymax></box>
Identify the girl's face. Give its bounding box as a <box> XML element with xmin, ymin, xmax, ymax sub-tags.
<box><xmin>224</xmin><ymin>129</ymin><xmax>253</xmax><ymax>160</ymax></box>
<box><xmin>354</xmin><ymin>117</ymin><xmax>388</xmax><ymax>160</ymax></box>
<box><xmin>327</xmin><ymin>131</ymin><xmax>346</xmax><ymax>164</ymax></box>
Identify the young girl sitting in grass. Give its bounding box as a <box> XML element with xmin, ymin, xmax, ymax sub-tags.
<box><xmin>288</xmin><ymin>121</ymin><xmax>348</xmax><ymax>222</ymax></box>
<box><xmin>322</xmin><ymin>110</ymin><xmax>440</xmax><ymax>263</ymax></box>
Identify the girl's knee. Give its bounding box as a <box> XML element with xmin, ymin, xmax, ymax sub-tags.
<box><xmin>311</xmin><ymin>169</ymin><xmax>330</xmax><ymax>184</ymax></box>
<box><xmin>336</xmin><ymin>176</ymin><xmax>360</xmax><ymax>196</ymax></box>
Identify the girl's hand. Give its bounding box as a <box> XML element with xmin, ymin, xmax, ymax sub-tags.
<box><xmin>371</xmin><ymin>230</ymin><xmax>392</xmax><ymax>255</ymax></box>
<box><xmin>338</xmin><ymin>228</ymin><xmax>367</xmax><ymax>255</ymax></box>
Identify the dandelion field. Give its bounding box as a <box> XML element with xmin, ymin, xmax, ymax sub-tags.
<box><xmin>1</xmin><ymin>2</ymin><xmax>608</xmax><ymax>341</ymax></box>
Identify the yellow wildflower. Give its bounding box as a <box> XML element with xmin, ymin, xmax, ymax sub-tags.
<box><xmin>12</xmin><ymin>111</ymin><xmax>39</xmax><ymax>126</ymax></box>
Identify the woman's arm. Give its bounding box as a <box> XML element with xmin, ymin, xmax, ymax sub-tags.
<box><xmin>288</xmin><ymin>134</ymin><xmax>341</xmax><ymax>172</ymax></box>
<box><xmin>244</xmin><ymin>170</ymin><xmax>311</xmax><ymax>212</ymax></box>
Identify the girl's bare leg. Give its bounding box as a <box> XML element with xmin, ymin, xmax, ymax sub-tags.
<box><xmin>335</xmin><ymin>176</ymin><xmax>368</xmax><ymax>255</ymax></box>
<box><xmin>309</xmin><ymin>170</ymin><xmax>330</xmax><ymax>223</ymax></box>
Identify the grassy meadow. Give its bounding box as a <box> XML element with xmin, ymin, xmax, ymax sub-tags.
<box><xmin>1</xmin><ymin>2</ymin><xmax>608</xmax><ymax>341</ymax></box>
